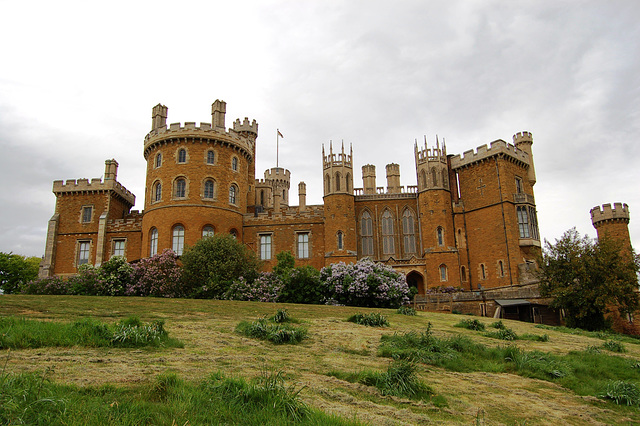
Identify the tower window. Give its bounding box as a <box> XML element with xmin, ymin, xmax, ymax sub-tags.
<box><xmin>515</xmin><ymin>177</ymin><xmax>523</xmax><ymax>194</ymax></box>
<box><xmin>297</xmin><ymin>233</ymin><xmax>310</xmax><ymax>259</ymax></box>
<box><xmin>381</xmin><ymin>210</ymin><xmax>395</xmax><ymax>255</ymax></box>
<box><xmin>178</xmin><ymin>149</ymin><xmax>187</xmax><ymax>163</ymax></box>
<box><xmin>172</xmin><ymin>225</ymin><xmax>185</xmax><ymax>255</ymax></box>
<box><xmin>202</xmin><ymin>225</ymin><xmax>214</xmax><ymax>238</ymax></box>
<box><xmin>439</xmin><ymin>264</ymin><xmax>448</xmax><ymax>282</ymax></box>
<box><xmin>361</xmin><ymin>211</ymin><xmax>374</xmax><ymax>256</ymax></box>
<box><xmin>337</xmin><ymin>231</ymin><xmax>344</xmax><ymax>250</ymax></box>
<box><xmin>517</xmin><ymin>206</ymin><xmax>530</xmax><ymax>238</ymax></box>
<box><xmin>154</xmin><ymin>182</ymin><xmax>162</xmax><ymax>202</ymax></box>
<box><xmin>175</xmin><ymin>178</ymin><xmax>186</xmax><ymax>198</ymax></box>
<box><xmin>155</xmin><ymin>153</ymin><xmax>162</xmax><ymax>168</ymax></box>
<box><xmin>204</xmin><ymin>179</ymin><xmax>215</xmax><ymax>199</ymax></box>
<box><xmin>149</xmin><ymin>228</ymin><xmax>158</xmax><ymax>256</ymax></box>
<box><xmin>229</xmin><ymin>184</ymin><xmax>238</xmax><ymax>205</ymax></box>
<box><xmin>260</xmin><ymin>234</ymin><xmax>272</xmax><ymax>260</ymax></box>
<box><xmin>437</xmin><ymin>227</ymin><xmax>444</xmax><ymax>246</ymax></box>
<box><xmin>335</xmin><ymin>172</ymin><xmax>341</xmax><ymax>191</ymax></box>
<box><xmin>480</xmin><ymin>264</ymin><xmax>487</xmax><ymax>280</ymax></box>
<box><xmin>461</xmin><ymin>266</ymin><xmax>467</xmax><ymax>282</ymax></box>
<box><xmin>325</xmin><ymin>175</ymin><xmax>331</xmax><ymax>195</ymax></box>
<box><xmin>498</xmin><ymin>260</ymin><xmax>505</xmax><ymax>277</ymax></box>
<box><xmin>82</xmin><ymin>206</ymin><xmax>92</xmax><ymax>223</ymax></box>
<box><xmin>232</xmin><ymin>157</ymin><xmax>239</xmax><ymax>171</ymax></box>
<box><xmin>77</xmin><ymin>241</ymin><xmax>90</xmax><ymax>266</ymax></box>
<box><xmin>207</xmin><ymin>150</ymin><xmax>215</xmax><ymax>165</ymax></box>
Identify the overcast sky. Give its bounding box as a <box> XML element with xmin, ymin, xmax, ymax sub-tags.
<box><xmin>1</xmin><ymin>0</ymin><xmax>638</xmax><ymax>257</ymax></box>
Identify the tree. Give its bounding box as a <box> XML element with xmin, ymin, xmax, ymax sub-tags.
<box><xmin>0</xmin><ymin>252</ymin><xmax>41</xmax><ymax>294</ymax></box>
<box><xmin>181</xmin><ymin>234</ymin><xmax>262</xmax><ymax>299</ymax></box>
<box><xmin>538</xmin><ymin>228</ymin><xmax>640</xmax><ymax>331</ymax></box>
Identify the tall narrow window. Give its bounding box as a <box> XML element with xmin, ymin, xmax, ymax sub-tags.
<box><xmin>207</xmin><ymin>150</ymin><xmax>215</xmax><ymax>164</ymax></box>
<box><xmin>149</xmin><ymin>228</ymin><xmax>158</xmax><ymax>256</ymax></box>
<box><xmin>431</xmin><ymin>167</ymin><xmax>437</xmax><ymax>187</ymax></box>
<box><xmin>515</xmin><ymin>177</ymin><xmax>523</xmax><ymax>194</ymax></box>
<box><xmin>480</xmin><ymin>264</ymin><xmax>487</xmax><ymax>280</ymax></box>
<box><xmin>172</xmin><ymin>225</ymin><xmax>184</xmax><ymax>255</ymax></box>
<box><xmin>78</xmin><ymin>241</ymin><xmax>90</xmax><ymax>265</ymax></box>
<box><xmin>202</xmin><ymin>226</ymin><xmax>214</xmax><ymax>238</ymax></box>
<box><xmin>346</xmin><ymin>173</ymin><xmax>351</xmax><ymax>193</ymax></box>
<box><xmin>178</xmin><ymin>149</ymin><xmax>186</xmax><ymax>163</ymax></box>
<box><xmin>82</xmin><ymin>206</ymin><xmax>92</xmax><ymax>223</ymax></box>
<box><xmin>442</xmin><ymin>169</ymin><xmax>448</xmax><ymax>189</ymax></box>
<box><xmin>529</xmin><ymin>206</ymin><xmax>540</xmax><ymax>240</ymax></box>
<box><xmin>154</xmin><ymin>182</ymin><xmax>162</xmax><ymax>202</ymax></box>
<box><xmin>232</xmin><ymin>157</ymin><xmax>238</xmax><ymax>171</ymax></box>
<box><xmin>498</xmin><ymin>260</ymin><xmax>505</xmax><ymax>277</ymax></box>
<box><xmin>402</xmin><ymin>209</ymin><xmax>416</xmax><ymax>255</ymax></box>
<box><xmin>325</xmin><ymin>175</ymin><xmax>331</xmax><ymax>194</ymax></box>
<box><xmin>260</xmin><ymin>235</ymin><xmax>272</xmax><ymax>260</ymax></box>
<box><xmin>335</xmin><ymin>172</ymin><xmax>341</xmax><ymax>191</ymax></box>
<box><xmin>260</xmin><ymin>190</ymin><xmax>265</xmax><ymax>206</ymax></box>
<box><xmin>361</xmin><ymin>211</ymin><xmax>374</xmax><ymax>256</ymax></box>
<box><xmin>155</xmin><ymin>153</ymin><xmax>162</xmax><ymax>168</ymax></box>
<box><xmin>439</xmin><ymin>264</ymin><xmax>448</xmax><ymax>282</ymax></box>
<box><xmin>517</xmin><ymin>206</ymin><xmax>530</xmax><ymax>238</ymax></box>
<box><xmin>229</xmin><ymin>184</ymin><xmax>237</xmax><ymax>204</ymax></box>
<box><xmin>112</xmin><ymin>240</ymin><xmax>125</xmax><ymax>257</ymax></box>
<box><xmin>421</xmin><ymin>170</ymin><xmax>427</xmax><ymax>189</ymax></box>
<box><xmin>337</xmin><ymin>231</ymin><xmax>344</xmax><ymax>250</ymax></box>
<box><xmin>437</xmin><ymin>227</ymin><xmax>445</xmax><ymax>246</ymax></box>
<box><xmin>204</xmin><ymin>179</ymin><xmax>215</xmax><ymax>199</ymax></box>
<box><xmin>461</xmin><ymin>266</ymin><xmax>467</xmax><ymax>282</ymax></box>
<box><xmin>381</xmin><ymin>210</ymin><xmax>395</xmax><ymax>255</ymax></box>
<box><xmin>297</xmin><ymin>233</ymin><xmax>309</xmax><ymax>258</ymax></box>
<box><xmin>175</xmin><ymin>178</ymin><xmax>186</xmax><ymax>198</ymax></box>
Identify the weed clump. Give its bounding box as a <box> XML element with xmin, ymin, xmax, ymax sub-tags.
<box><xmin>271</xmin><ymin>308</ymin><xmax>291</xmax><ymax>323</ymax></box>
<box><xmin>454</xmin><ymin>319</ymin><xmax>486</xmax><ymax>331</ymax></box>
<box><xmin>600</xmin><ymin>380</ymin><xmax>640</xmax><ymax>406</ymax></box>
<box><xmin>485</xmin><ymin>327</ymin><xmax>517</xmax><ymax>341</ymax></box>
<box><xmin>602</xmin><ymin>340</ymin><xmax>626</xmax><ymax>353</ymax></box>
<box><xmin>236</xmin><ymin>318</ymin><xmax>308</xmax><ymax>344</ymax></box>
<box><xmin>347</xmin><ymin>312</ymin><xmax>389</xmax><ymax>327</ymax></box>
<box><xmin>396</xmin><ymin>306</ymin><xmax>417</xmax><ymax>316</ymax></box>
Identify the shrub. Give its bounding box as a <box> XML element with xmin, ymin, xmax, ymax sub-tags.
<box><xmin>397</xmin><ymin>306</ymin><xmax>417</xmax><ymax>316</ymax></box>
<box><xmin>20</xmin><ymin>276</ymin><xmax>68</xmax><ymax>295</ymax></box>
<box><xmin>485</xmin><ymin>328</ymin><xmax>518</xmax><ymax>341</ymax></box>
<box><xmin>278</xmin><ymin>266</ymin><xmax>323</xmax><ymax>304</ymax></box>
<box><xmin>95</xmin><ymin>256</ymin><xmax>134</xmax><ymax>296</ymax></box>
<box><xmin>111</xmin><ymin>318</ymin><xmax>169</xmax><ymax>347</ymax></box>
<box><xmin>455</xmin><ymin>319</ymin><xmax>486</xmax><ymax>331</ymax></box>
<box><xmin>225</xmin><ymin>272</ymin><xmax>282</xmax><ymax>302</ymax></box>
<box><xmin>347</xmin><ymin>312</ymin><xmax>389</xmax><ymax>327</ymax></box>
<box><xmin>66</xmin><ymin>264</ymin><xmax>102</xmax><ymax>295</ymax></box>
<box><xmin>491</xmin><ymin>320</ymin><xmax>506</xmax><ymax>329</ymax></box>
<box><xmin>603</xmin><ymin>340</ymin><xmax>626</xmax><ymax>353</ymax></box>
<box><xmin>128</xmin><ymin>249</ymin><xmax>184</xmax><ymax>297</ymax></box>
<box><xmin>236</xmin><ymin>318</ymin><xmax>308</xmax><ymax>344</ymax></box>
<box><xmin>272</xmin><ymin>309</ymin><xmax>291</xmax><ymax>323</ymax></box>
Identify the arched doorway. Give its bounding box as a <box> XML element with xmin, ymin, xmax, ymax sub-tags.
<box><xmin>406</xmin><ymin>271</ymin><xmax>425</xmax><ymax>296</ymax></box>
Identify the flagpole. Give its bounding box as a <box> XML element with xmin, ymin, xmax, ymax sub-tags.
<box><xmin>276</xmin><ymin>129</ymin><xmax>279</xmax><ymax>168</ymax></box>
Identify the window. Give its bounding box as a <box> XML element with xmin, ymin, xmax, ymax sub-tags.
<box><xmin>529</xmin><ymin>206</ymin><xmax>540</xmax><ymax>240</ymax></box>
<box><xmin>325</xmin><ymin>175</ymin><xmax>331</xmax><ymax>194</ymax></box>
<box><xmin>297</xmin><ymin>233</ymin><xmax>309</xmax><ymax>258</ymax></box>
<box><xmin>230</xmin><ymin>229</ymin><xmax>238</xmax><ymax>239</ymax></box>
<box><xmin>260</xmin><ymin>190</ymin><xmax>265</xmax><ymax>206</ymax></box>
<box><xmin>442</xmin><ymin>169</ymin><xmax>448</xmax><ymax>189</ymax></box>
<box><xmin>461</xmin><ymin>266</ymin><xmax>467</xmax><ymax>282</ymax></box>
<box><xmin>178</xmin><ymin>148</ymin><xmax>187</xmax><ymax>163</ymax></box>
<box><xmin>207</xmin><ymin>150</ymin><xmax>215</xmax><ymax>164</ymax></box>
<box><xmin>361</xmin><ymin>211</ymin><xmax>374</xmax><ymax>256</ymax></box>
<box><xmin>346</xmin><ymin>173</ymin><xmax>351</xmax><ymax>193</ymax></box>
<box><xmin>431</xmin><ymin>167</ymin><xmax>437</xmax><ymax>187</ymax></box>
<box><xmin>175</xmin><ymin>178</ymin><xmax>186</xmax><ymax>198</ymax></box>
<box><xmin>82</xmin><ymin>206</ymin><xmax>92</xmax><ymax>223</ymax></box>
<box><xmin>480</xmin><ymin>264</ymin><xmax>487</xmax><ymax>280</ymax></box>
<box><xmin>172</xmin><ymin>225</ymin><xmax>184</xmax><ymax>255</ymax></box>
<box><xmin>517</xmin><ymin>206</ymin><xmax>530</xmax><ymax>238</ymax></box>
<box><xmin>78</xmin><ymin>241</ymin><xmax>90</xmax><ymax>265</ymax></box>
<box><xmin>112</xmin><ymin>240</ymin><xmax>125</xmax><ymax>257</ymax></box>
<box><xmin>204</xmin><ymin>179</ymin><xmax>215</xmax><ymax>199</ymax></box>
<box><xmin>420</xmin><ymin>170</ymin><xmax>427</xmax><ymax>189</ymax></box>
<box><xmin>232</xmin><ymin>156</ymin><xmax>238</xmax><ymax>171</ymax></box>
<box><xmin>402</xmin><ymin>209</ymin><xmax>416</xmax><ymax>255</ymax></box>
<box><xmin>202</xmin><ymin>225</ymin><xmax>214</xmax><ymax>238</ymax></box>
<box><xmin>229</xmin><ymin>184</ymin><xmax>237</xmax><ymax>204</ymax></box>
<box><xmin>335</xmin><ymin>172</ymin><xmax>341</xmax><ymax>191</ymax></box>
<box><xmin>515</xmin><ymin>177</ymin><xmax>523</xmax><ymax>194</ymax></box>
<box><xmin>260</xmin><ymin>235</ymin><xmax>272</xmax><ymax>260</ymax></box>
<box><xmin>498</xmin><ymin>260</ymin><xmax>505</xmax><ymax>277</ymax></box>
<box><xmin>155</xmin><ymin>153</ymin><xmax>162</xmax><ymax>168</ymax></box>
<box><xmin>337</xmin><ymin>231</ymin><xmax>344</xmax><ymax>250</ymax></box>
<box><xmin>149</xmin><ymin>228</ymin><xmax>158</xmax><ymax>256</ymax></box>
<box><xmin>154</xmin><ymin>182</ymin><xmax>162</xmax><ymax>202</ymax></box>
<box><xmin>381</xmin><ymin>210</ymin><xmax>395</xmax><ymax>255</ymax></box>
<box><xmin>437</xmin><ymin>227</ymin><xmax>444</xmax><ymax>246</ymax></box>
<box><xmin>439</xmin><ymin>264</ymin><xmax>448</xmax><ymax>282</ymax></box>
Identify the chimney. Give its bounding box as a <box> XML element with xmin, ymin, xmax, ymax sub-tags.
<box><xmin>211</xmin><ymin>99</ymin><xmax>227</xmax><ymax>129</ymax></box>
<box><xmin>298</xmin><ymin>182</ymin><xmax>307</xmax><ymax>212</ymax></box>
<box><xmin>104</xmin><ymin>159</ymin><xmax>118</xmax><ymax>181</ymax></box>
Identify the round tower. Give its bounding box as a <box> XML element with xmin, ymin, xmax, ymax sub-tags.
<box><xmin>362</xmin><ymin>164</ymin><xmax>377</xmax><ymax>195</ymax></box>
<box><xmin>591</xmin><ymin>203</ymin><xmax>632</xmax><ymax>252</ymax></box>
<box><xmin>141</xmin><ymin>100</ymin><xmax>257</xmax><ymax>256</ymax></box>
<box><xmin>263</xmin><ymin>167</ymin><xmax>291</xmax><ymax>211</ymax></box>
<box><xmin>513</xmin><ymin>131</ymin><xmax>536</xmax><ymax>186</ymax></box>
<box><xmin>323</xmin><ymin>142</ymin><xmax>357</xmax><ymax>263</ymax></box>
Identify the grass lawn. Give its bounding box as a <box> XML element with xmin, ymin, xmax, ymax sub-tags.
<box><xmin>2</xmin><ymin>295</ymin><xmax>640</xmax><ymax>424</ymax></box>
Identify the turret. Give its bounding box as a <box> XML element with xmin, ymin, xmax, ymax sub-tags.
<box><xmin>386</xmin><ymin>163</ymin><xmax>401</xmax><ymax>194</ymax></box>
<box><xmin>211</xmin><ymin>100</ymin><xmax>226</xmax><ymax>129</ymax></box>
<box><xmin>298</xmin><ymin>182</ymin><xmax>307</xmax><ymax>212</ymax></box>
<box><xmin>415</xmin><ymin>136</ymin><xmax>449</xmax><ymax>192</ymax></box>
<box><xmin>362</xmin><ymin>164</ymin><xmax>376</xmax><ymax>195</ymax></box>
<box><xmin>322</xmin><ymin>141</ymin><xmax>353</xmax><ymax>195</ymax></box>
<box><xmin>233</xmin><ymin>117</ymin><xmax>259</xmax><ymax>140</ymax></box>
<box><xmin>104</xmin><ymin>159</ymin><xmax>118</xmax><ymax>181</ymax></box>
<box><xmin>591</xmin><ymin>203</ymin><xmax>632</xmax><ymax>252</ymax></box>
<box><xmin>151</xmin><ymin>104</ymin><xmax>168</xmax><ymax>131</ymax></box>
<box><xmin>513</xmin><ymin>131</ymin><xmax>536</xmax><ymax>186</ymax></box>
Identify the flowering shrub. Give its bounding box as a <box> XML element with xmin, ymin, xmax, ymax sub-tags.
<box><xmin>96</xmin><ymin>256</ymin><xmax>134</xmax><ymax>296</ymax></box>
<box><xmin>66</xmin><ymin>264</ymin><xmax>102</xmax><ymax>295</ymax></box>
<box><xmin>20</xmin><ymin>276</ymin><xmax>69</xmax><ymax>295</ymax></box>
<box><xmin>128</xmin><ymin>250</ymin><xmax>184</xmax><ymax>297</ymax></box>
<box><xmin>225</xmin><ymin>272</ymin><xmax>283</xmax><ymax>302</ymax></box>
<box><xmin>319</xmin><ymin>259</ymin><xmax>410</xmax><ymax>308</ymax></box>
<box><xmin>426</xmin><ymin>286</ymin><xmax>463</xmax><ymax>294</ymax></box>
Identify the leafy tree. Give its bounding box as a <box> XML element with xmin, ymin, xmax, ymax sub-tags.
<box><xmin>0</xmin><ymin>252</ymin><xmax>41</xmax><ymax>294</ymax></box>
<box><xmin>538</xmin><ymin>228</ymin><xmax>640</xmax><ymax>331</ymax></box>
<box><xmin>181</xmin><ymin>234</ymin><xmax>262</xmax><ymax>299</ymax></box>
<box><xmin>278</xmin><ymin>266</ymin><xmax>323</xmax><ymax>304</ymax></box>
<box><xmin>272</xmin><ymin>251</ymin><xmax>295</xmax><ymax>277</ymax></box>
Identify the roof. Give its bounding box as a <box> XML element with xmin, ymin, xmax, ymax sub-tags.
<box><xmin>494</xmin><ymin>299</ymin><xmax>531</xmax><ymax>307</ymax></box>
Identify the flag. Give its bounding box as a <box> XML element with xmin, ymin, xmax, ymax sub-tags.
<box><xmin>277</xmin><ymin>129</ymin><xmax>284</xmax><ymax>138</ymax></box>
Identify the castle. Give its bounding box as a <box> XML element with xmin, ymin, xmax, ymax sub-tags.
<box><xmin>38</xmin><ymin>100</ymin><xmax>632</xmax><ymax>317</ymax></box>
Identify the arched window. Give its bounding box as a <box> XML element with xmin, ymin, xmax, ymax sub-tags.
<box><xmin>202</xmin><ymin>226</ymin><xmax>214</xmax><ymax>238</ymax></box>
<box><xmin>149</xmin><ymin>228</ymin><xmax>158</xmax><ymax>256</ymax></box>
<box><xmin>402</xmin><ymin>209</ymin><xmax>416</xmax><ymax>255</ymax></box>
<box><xmin>431</xmin><ymin>167</ymin><xmax>438</xmax><ymax>187</ymax></box>
<box><xmin>381</xmin><ymin>210</ymin><xmax>395</xmax><ymax>255</ymax></box>
<box><xmin>461</xmin><ymin>266</ymin><xmax>467</xmax><ymax>282</ymax></box>
<box><xmin>155</xmin><ymin>153</ymin><xmax>162</xmax><ymax>168</ymax></box>
<box><xmin>204</xmin><ymin>179</ymin><xmax>215</xmax><ymax>199</ymax></box>
<box><xmin>229</xmin><ymin>184</ymin><xmax>237</xmax><ymax>204</ymax></box>
<box><xmin>437</xmin><ymin>227</ymin><xmax>444</xmax><ymax>246</ymax></box>
<box><xmin>420</xmin><ymin>170</ymin><xmax>427</xmax><ymax>189</ymax></box>
<box><xmin>207</xmin><ymin>150</ymin><xmax>215</xmax><ymax>165</ymax></box>
<box><xmin>231</xmin><ymin>156</ymin><xmax>238</xmax><ymax>171</ymax></box>
<box><xmin>335</xmin><ymin>172</ymin><xmax>341</xmax><ymax>191</ymax></box>
<box><xmin>346</xmin><ymin>173</ymin><xmax>351</xmax><ymax>193</ymax></box>
<box><xmin>325</xmin><ymin>175</ymin><xmax>331</xmax><ymax>194</ymax></box>
<box><xmin>172</xmin><ymin>225</ymin><xmax>184</xmax><ymax>255</ymax></box>
<box><xmin>361</xmin><ymin>211</ymin><xmax>374</xmax><ymax>256</ymax></box>
<box><xmin>439</xmin><ymin>264</ymin><xmax>448</xmax><ymax>282</ymax></box>
<box><xmin>175</xmin><ymin>178</ymin><xmax>186</xmax><ymax>198</ymax></box>
<box><xmin>230</xmin><ymin>229</ymin><xmax>238</xmax><ymax>239</ymax></box>
<box><xmin>178</xmin><ymin>148</ymin><xmax>187</xmax><ymax>163</ymax></box>
<box><xmin>337</xmin><ymin>231</ymin><xmax>344</xmax><ymax>250</ymax></box>
<box><xmin>154</xmin><ymin>182</ymin><xmax>162</xmax><ymax>202</ymax></box>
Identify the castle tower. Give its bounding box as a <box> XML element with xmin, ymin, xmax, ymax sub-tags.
<box><xmin>263</xmin><ymin>167</ymin><xmax>291</xmax><ymax>212</ymax></box>
<box><xmin>513</xmin><ymin>131</ymin><xmax>536</xmax><ymax>186</ymax></box>
<box><xmin>591</xmin><ymin>203</ymin><xmax>632</xmax><ymax>252</ymax></box>
<box><xmin>141</xmin><ymin>101</ymin><xmax>257</xmax><ymax>255</ymax></box>
<box><xmin>362</xmin><ymin>164</ymin><xmax>376</xmax><ymax>195</ymax></box>
<box><xmin>385</xmin><ymin>163</ymin><xmax>401</xmax><ymax>194</ymax></box>
<box><xmin>104</xmin><ymin>159</ymin><xmax>118</xmax><ymax>181</ymax></box>
<box><xmin>323</xmin><ymin>142</ymin><xmax>357</xmax><ymax>263</ymax></box>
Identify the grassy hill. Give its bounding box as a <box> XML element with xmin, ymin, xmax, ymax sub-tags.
<box><xmin>2</xmin><ymin>295</ymin><xmax>640</xmax><ymax>424</ymax></box>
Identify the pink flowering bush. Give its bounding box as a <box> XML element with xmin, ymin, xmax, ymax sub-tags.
<box><xmin>128</xmin><ymin>249</ymin><xmax>184</xmax><ymax>297</ymax></box>
<box><xmin>224</xmin><ymin>272</ymin><xmax>283</xmax><ymax>302</ymax></box>
<box><xmin>319</xmin><ymin>258</ymin><xmax>410</xmax><ymax>308</ymax></box>
<box><xmin>20</xmin><ymin>276</ymin><xmax>68</xmax><ymax>295</ymax></box>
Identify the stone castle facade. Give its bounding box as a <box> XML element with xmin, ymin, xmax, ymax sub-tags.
<box><xmin>38</xmin><ymin>99</ymin><xmax>631</xmax><ymax>301</ymax></box>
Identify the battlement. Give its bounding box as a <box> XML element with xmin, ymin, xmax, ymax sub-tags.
<box><xmin>322</xmin><ymin>142</ymin><xmax>353</xmax><ymax>169</ymax></box>
<box><xmin>415</xmin><ymin>137</ymin><xmax>447</xmax><ymax>164</ymax></box>
<box><xmin>53</xmin><ymin>177</ymin><xmax>136</xmax><ymax>206</ymax></box>
<box><xmin>233</xmin><ymin>117</ymin><xmax>258</xmax><ymax>135</ymax></box>
<box><xmin>244</xmin><ymin>205</ymin><xmax>325</xmax><ymax>222</ymax></box>
<box><xmin>590</xmin><ymin>202</ymin><xmax>630</xmax><ymax>226</ymax></box>
<box><xmin>264</xmin><ymin>167</ymin><xmax>291</xmax><ymax>182</ymax></box>
<box><xmin>450</xmin><ymin>139</ymin><xmax>530</xmax><ymax>170</ymax></box>
<box><xmin>513</xmin><ymin>131</ymin><xmax>533</xmax><ymax>145</ymax></box>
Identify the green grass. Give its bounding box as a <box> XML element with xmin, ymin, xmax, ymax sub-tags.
<box><xmin>0</xmin><ymin>316</ymin><xmax>183</xmax><ymax>349</ymax></box>
<box><xmin>535</xmin><ymin>324</ymin><xmax>640</xmax><ymax>345</ymax></box>
<box><xmin>236</xmin><ymin>318</ymin><xmax>308</xmax><ymax>344</ymax></box>
<box><xmin>346</xmin><ymin>312</ymin><xmax>389</xmax><ymax>327</ymax></box>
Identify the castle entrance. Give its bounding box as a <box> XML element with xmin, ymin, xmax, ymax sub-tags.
<box><xmin>406</xmin><ymin>271</ymin><xmax>425</xmax><ymax>295</ymax></box>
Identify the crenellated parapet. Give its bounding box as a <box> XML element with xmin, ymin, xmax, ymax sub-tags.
<box><xmin>322</xmin><ymin>141</ymin><xmax>352</xmax><ymax>169</ymax></box>
<box><xmin>415</xmin><ymin>136</ymin><xmax>447</xmax><ymax>166</ymax></box>
<box><xmin>591</xmin><ymin>203</ymin><xmax>630</xmax><ymax>228</ymax></box>
<box><xmin>450</xmin><ymin>139</ymin><xmax>530</xmax><ymax>170</ymax></box>
<box><xmin>233</xmin><ymin>117</ymin><xmax>258</xmax><ymax>137</ymax></box>
<box><xmin>53</xmin><ymin>177</ymin><xmax>135</xmax><ymax>206</ymax></box>
<box><xmin>106</xmin><ymin>211</ymin><xmax>144</xmax><ymax>232</ymax></box>
<box><xmin>244</xmin><ymin>205</ymin><xmax>325</xmax><ymax>222</ymax></box>
<box><xmin>264</xmin><ymin>167</ymin><xmax>291</xmax><ymax>183</ymax></box>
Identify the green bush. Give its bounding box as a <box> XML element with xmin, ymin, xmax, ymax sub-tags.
<box><xmin>485</xmin><ymin>327</ymin><xmax>517</xmax><ymax>341</ymax></box>
<box><xmin>454</xmin><ymin>319</ymin><xmax>486</xmax><ymax>331</ymax></box>
<box><xmin>271</xmin><ymin>308</ymin><xmax>291</xmax><ymax>323</ymax></box>
<box><xmin>347</xmin><ymin>312</ymin><xmax>389</xmax><ymax>327</ymax></box>
<box><xmin>396</xmin><ymin>306</ymin><xmax>417</xmax><ymax>316</ymax></box>
<box><xmin>603</xmin><ymin>340</ymin><xmax>626</xmax><ymax>353</ymax></box>
<box><xmin>236</xmin><ymin>318</ymin><xmax>308</xmax><ymax>344</ymax></box>
<box><xmin>491</xmin><ymin>320</ymin><xmax>506</xmax><ymax>329</ymax></box>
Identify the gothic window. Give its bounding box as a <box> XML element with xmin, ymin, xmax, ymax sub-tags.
<box><xmin>517</xmin><ymin>206</ymin><xmax>530</xmax><ymax>238</ymax></box>
<box><xmin>155</xmin><ymin>152</ymin><xmax>162</xmax><ymax>168</ymax></box>
<box><xmin>361</xmin><ymin>211</ymin><xmax>374</xmax><ymax>256</ymax></box>
<box><xmin>207</xmin><ymin>150</ymin><xmax>215</xmax><ymax>165</ymax></box>
<box><xmin>421</xmin><ymin>170</ymin><xmax>427</xmax><ymax>189</ymax></box>
<box><xmin>439</xmin><ymin>264</ymin><xmax>448</xmax><ymax>282</ymax></box>
<box><xmin>229</xmin><ymin>184</ymin><xmax>238</xmax><ymax>205</ymax></box>
<box><xmin>515</xmin><ymin>177</ymin><xmax>523</xmax><ymax>194</ymax></box>
<box><xmin>175</xmin><ymin>178</ymin><xmax>186</xmax><ymax>198</ymax></box>
<box><xmin>381</xmin><ymin>210</ymin><xmax>395</xmax><ymax>255</ymax></box>
<box><xmin>437</xmin><ymin>227</ymin><xmax>445</xmax><ymax>246</ymax></box>
<box><xmin>461</xmin><ymin>266</ymin><xmax>467</xmax><ymax>282</ymax></box>
<box><xmin>172</xmin><ymin>225</ymin><xmax>185</xmax><ymax>255</ymax></box>
<box><xmin>202</xmin><ymin>225</ymin><xmax>214</xmax><ymax>238</ymax></box>
<box><xmin>178</xmin><ymin>148</ymin><xmax>187</xmax><ymax>163</ymax></box>
<box><xmin>232</xmin><ymin>156</ymin><xmax>239</xmax><ymax>171</ymax></box>
<box><xmin>77</xmin><ymin>241</ymin><xmax>90</xmax><ymax>266</ymax></box>
<box><xmin>337</xmin><ymin>231</ymin><xmax>344</xmax><ymax>250</ymax></box>
<box><xmin>204</xmin><ymin>179</ymin><xmax>215</xmax><ymax>199</ymax></box>
<box><xmin>260</xmin><ymin>234</ymin><xmax>272</xmax><ymax>260</ymax></box>
<box><xmin>335</xmin><ymin>172</ymin><xmax>341</xmax><ymax>191</ymax></box>
<box><xmin>402</xmin><ymin>209</ymin><xmax>416</xmax><ymax>255</ymax></box>
<box><xmin>112</xmin><ymin>240</ymin><xmax>125</xmax><ymax>258</ymax></box>
<box><xmin>431</xmin><ymin>167</ymin><xmax>438</xmax><ymax>187</ymax></box>
<box><xmin>149</xmin><ymin>228</ymin><xmax>158</xmax><ymax>256</ymax></box>
<box><xmin>154</xmin><ymin>182</ymin><xmax>162</xmax><ymax>202</ymax></box>
<box><xmin>325</xmin><ymin>174</ymin><xmax>331</xmax><ymax>194</ymax></box>
<box><xmin>529</xmin><ymin>206</ymin><xmax>540</xmax><ymax>240</ymax></box>
<box><xmin>82</xmin><ymin>206</ymin><xmax>92</xmax><ymax>223</ymax></box>
<box><xmin>297</xmin><ymin>233</ymin><xmax>309</xmax><ymax>259</ymax></box>
<box><xmin>346</xmin><ymin>173</ymin><xmax>351</xmax><ymax>193</ymax></box>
